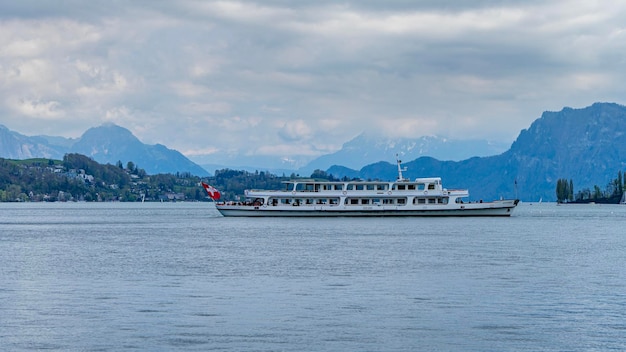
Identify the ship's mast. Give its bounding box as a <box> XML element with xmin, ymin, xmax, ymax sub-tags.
<box><xmin>396</xmin><ymin>154</ymin><xmax>407</xmax><ymax>181</ymax></box>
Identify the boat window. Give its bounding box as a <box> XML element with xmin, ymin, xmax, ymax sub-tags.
<box><xmin>356</xmin><ymin>184</ymin><xmax>365</xmax><ymax>191</ymax></box>
<box><xmin>416</xmin><ymin>198</ymin><xmax>426</xmax><ymax>204</ymax></box>
<box><xmin>417</xmin><ymin>184</ymin><xmax>425</xmax><ymax>191</ymax></box>
<box><xmin>366</xmin><ymin>184</ymin><xmax>375</xmax><ymax>191</ymax></box>
<box><xmin>361</xmin><ymin>199</ymin><xmax>370</xmax><ymax>205</ymax></box>
<box><xmin>329</xmin><ymin>198</ymin><xmax>338</xmax><ymax>205</ymax></box>
<box><xmin>428</xmin><ymin>184</ymin><xmax>436</xmax><ymax>190</ymax></box>
<box><xmin>346</xmin><ymin>184</ymin><xmax>355</xmax><ymax>190</ymax></box>
<box><xmin>428</xmin><ymin>198</ymin><xmax>436</xmax><ymax>204</ymax></box>
<box><xmin>396</xmin><ymin>185</ymin><xmax>406</xmax><ymax>191</ymax></box>
<box><xmin>383</xmin><ymin>199</ymin><xmax>394</xmax><ymax>205</ymax></box>
<box><xmin>294</xmin><ymin>183</ymin><xmax>312</xmax><ymax>192</ymax></box>
<box><xmin>397</xmin><ymin>198</ymin><xmax>406</xmax><ymax>205</ymax></box>
<box><xmin>441</xmin><ymin>198</ymin><xmax>448</xmax><ymax>204</ymax></box>
<box><xmin>349</xmin><ymin>198</ymin><xmax>359</xmax><ymax>205</ymax></box>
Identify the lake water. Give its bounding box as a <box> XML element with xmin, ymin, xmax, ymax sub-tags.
<box><xmin>1</xmin><ymin>202</ymin><xmax>626</xmax><ymax>351</ymax></box>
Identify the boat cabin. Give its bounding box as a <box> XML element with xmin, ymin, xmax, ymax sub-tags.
<box><xmin>244</xmin><ymin>176</ymin><xmax>465</xmax><ymax>209</ymax></box>
<box><xmin>280</xmin><ymin>178</ymin><xmax>443</xmax><ymax>193</ymax></box>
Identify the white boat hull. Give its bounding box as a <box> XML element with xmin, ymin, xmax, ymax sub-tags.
<box><xmin>216</xmin><ymin>200</ymin><xmax>519</xmax><ymax>217</ymax></box>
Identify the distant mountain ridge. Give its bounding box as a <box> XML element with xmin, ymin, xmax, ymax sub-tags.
<box><xmin>193</xmin><ymin>134</ymin><xmax>509</xmax><ymax>175</ymax></box>
<box><xmin>0</xmin><ymin>125</ymin><xmax>67</xmax><ymax>159</ymax></box>
<box><xmin>0</xmin><ymin>123</ymin><xmax>209</xmax><ymax>176</ymax></box>
<box><xmin>71</xmin><ymin>124</ymin><xmax>209</xmax><ymax>176</ymax></box>
<box><xmin>300</xmin><ymin>133</ymin><xmax>509</xmax><ymax>174</ymax></box>
<box><xmin>328</xmin><ymin>102</ymin><xmax>626</xmax><ymax>202</ymax></box>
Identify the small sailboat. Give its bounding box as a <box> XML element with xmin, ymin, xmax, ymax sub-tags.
<box><xmin>620</xmin><ymin>192</ymin><xmax>626</xmax><ymax>205</ymax></box>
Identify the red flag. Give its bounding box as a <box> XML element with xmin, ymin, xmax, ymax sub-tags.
<box><xmin>201</xmin><ymin>182</ymin><xmax>221</xmax><ymax>200</ymax></box>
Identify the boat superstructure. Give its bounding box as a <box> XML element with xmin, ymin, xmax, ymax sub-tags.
<box><xmin>209</xmin><ymin>157</ymin><xmax>518</xmax><ymax>217</ymax></box>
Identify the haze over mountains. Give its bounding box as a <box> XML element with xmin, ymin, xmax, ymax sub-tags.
<box><xmin>300</xmin><ymin>134</ymin><xmax>509</xmax><ymax>174</ymax></box>
<box><xmin>0</xmin><ymin>123</ymin><xmax>509</xmax><ymax>177</ymax></box>
<box><xmin>187</xmin><ymin>134</ymin><xmax>508</xmax><ymax>175</ymax></box>
<box><xmin>2</xmin><ymin>102</ymin><xmax>626</xmax><ymax>202</ymax></box>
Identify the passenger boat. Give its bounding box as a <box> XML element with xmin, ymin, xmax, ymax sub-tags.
<box><xmin>203</xmin><ymin>158</ymin><xmax>519</xmax><ymax>217</ymax></box>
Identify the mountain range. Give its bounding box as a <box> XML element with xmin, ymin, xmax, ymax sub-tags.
<box><xmin>299</xmin><ymin>134</ymin><xmax>509</xmax><ymax>174</ymax></box>
<box><xmin>0</xmin><ymin>123</ymin><xmax>509</xmax><ymax>177</ymax></box>
<box><xmin>190</xmin><ymin>134</ymin><xmax>508</xmax><ymax>175</ymax></box>
<box><xmin>328</xmin><ymin>102</ymin><xmax>626</xmax><ymax>202</ymax></box>
<box><xmin>2</xmin><ymin>102</ymin><xmax>625</xmax><ymax>202</ymax></box>
<box><xmin>0</xmin><ymin>123</ymin><xmax>209</xmax><ymax>176</ymax></box>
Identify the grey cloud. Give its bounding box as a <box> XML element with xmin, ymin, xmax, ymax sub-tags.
<box><xmin>1</xmin><ymin>0</ymin><xmax>625</xmax><ymax>162</ymax></box>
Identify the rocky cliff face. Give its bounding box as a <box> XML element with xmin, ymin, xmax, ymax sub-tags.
<box><xmin>330</xmin><ymin>103</ymin><xmax>626</xmax><ymax>202</ymax></box>
<box><xmin>508</xmin><ymin>102</ymin><xmax>626</xmax><ymax>194</ymax></box>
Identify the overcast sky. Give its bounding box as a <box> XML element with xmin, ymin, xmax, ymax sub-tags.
<box><xmin>1</xmin><ymin>0</ymin><xmax>625</xmax><ymax>161</ymax></box>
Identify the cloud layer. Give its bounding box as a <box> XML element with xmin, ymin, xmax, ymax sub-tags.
<box><xmin>1</xmin><ymin>0</ymin><xmax>625</xmax><ymax>161</ymax></box>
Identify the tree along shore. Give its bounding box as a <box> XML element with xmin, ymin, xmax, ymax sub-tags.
<box><xmin>0</xmin><ymin>154</ymin><xmax>339</xmax><ymax>202</ymax></box>
<box><xmin>556</xmin><ymin>171</ymin><xmax>625</xmax><ymax>204</ymax></box>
